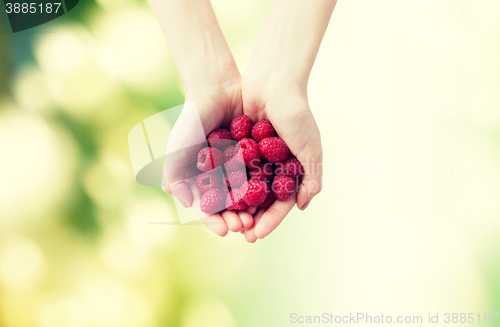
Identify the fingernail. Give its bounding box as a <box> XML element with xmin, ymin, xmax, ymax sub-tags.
<box><xmin>301</xmin><ymin>200</ymin><xmax>311</xmax><ymax>210</ymax></box>
<box><xmin>179</xmin><ymin>199</ymin><xmax>188</xmax><ymax>208</ymax></box>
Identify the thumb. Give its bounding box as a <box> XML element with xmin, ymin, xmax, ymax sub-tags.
<box><xmin>169</xmin><ymin>181</ymin><xmax>193</xmax><ymax>208</ymax></box>
<box><xmin>296</xmin><ymin>151</ymin><xmax>323</xmax><ymax>210</ymax></box>
<box><xmin>162</xmin><ymin>167</ymin><xmax>194</xmax><ymax>208</ymax></box>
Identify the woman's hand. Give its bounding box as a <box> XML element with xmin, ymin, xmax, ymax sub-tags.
<box><xmin>163</xmin><ymin>71</ymin><xmax>256</xmax><ymax>237</ymax></box>
<box><xmin>236</xmin><ymin>0</ymin><xmax>336</xmax><ymax>242</ymax></box>
<box><xmin>148</xmin><ymin>0</ymin><xmax>257</xmax><ymax>237</ymax></box>
<box><xmin>240</xmin><ymin>78</ymin><xmax>323</xmax><ymax>242</ymax></box>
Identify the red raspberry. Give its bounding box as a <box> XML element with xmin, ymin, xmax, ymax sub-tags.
<box><xmin>259</xmin><ymin>191</ymin><xmax>276</xmax><ymax>209</ymax></box>
<box><xmin>249</xmin><ymin>162</ymin><xmax>274</xmax><ymax>182</ymax></box>
<box><xmin>235</xmin><ymin>138</ymin><xmax>260</xmax><ymax>167</ymax></box>
<box><xmin>197</xmin><ymin>147</ymin><xmax>223</xmax><ymax>172</ymax></box>
<box><xmin>258</xmin><ymin>137</ymin><xmax>290</xmax><ymax>164</ymax></box>
<box><xmin>251</xmin><ymin>120</ymin><xmax>276</xmax><ymax>143</ymax></box>
<box><xmin>240</xmin><ymin>180</ymin><xmax>269</xmax><ymax>207</ymax></box>
<box><xmin>223</xmin><ymin>169</ymin><xmax>247</xmax><ymax>189</ymax></box>
<box><xmin>275</xmin><ymin>156</ymin><xmax>304</xmax><ymax>178</ymax></box>
<box><xmin>196</xmin><ymin>171</ymin><xmax>222</xmax><ymax>193</ymax></box>
<box><xmin>223</xmin><ymin>145</ymin><xmax>236</xmax><ymax>162</ymax></box>
<box><xmin>230</xmin><ymin>115</ymin><xmax>253</xmax><ymax>141</ymax></box>
<box><xmin>225</xmin><ymin>188</ymin><xmax>249</xmax><ymax>211</ymax></box>
<box><xmin>200</xmin><ymin>189</ymin><xmax>226</xmax><ymax>214</ymax></box>
<box><xmin>222</xmin><ymin>146</ymin><xmax>244</xmax><ymax>171</ymax></box>
<box><xmin>207</xmin><ymin>129</ymin><xmax>233</xmax><ymax>149</ymax></box>
<box><xmin>272</xmin><ymin>175</ymin><xmax>296</xmax><ymax>201</ymax></box>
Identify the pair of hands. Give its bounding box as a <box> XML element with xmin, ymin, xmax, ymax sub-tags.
<box><xmin>148</xmin><ymin>0</ymin><xmax>334</xmax><ymax>241</ymax></box>
<box><xmin>163</xmin><ymin>65</ymin><xmax>322</xmax><ymax>242</ymax></box>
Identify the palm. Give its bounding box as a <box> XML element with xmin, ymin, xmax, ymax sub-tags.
<box><xmin>185</xmin><ymin>78</ymin><xmax>243</xmax><ymax>132</ymax></box>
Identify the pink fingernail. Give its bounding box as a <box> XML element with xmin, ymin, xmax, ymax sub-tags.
<box><xmin>301</xmin><ymin>200</ymin><xmax>311</xmax><ymax>210</ymax></box>
<box><xmin>179</xmin><ymin>199</ymin><xmax>188</xmax><ymax>208</ymax></box>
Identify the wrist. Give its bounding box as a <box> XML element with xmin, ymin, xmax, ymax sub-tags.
<box><xmin>242</xmin><ymin>62</ymin><xmax>308</xmax><ymax>103</ymax></box>
<box><xmin>243</xmin><ymin>42</ymin><xmax>312</xmax><ymax>98</ymax></box>
<box><xmin>243</xmin><ymin>0</ymin><xmax>336</xmax><ymax>94</ymax></box>
<box><xmin>182</xmin><ymin>56</ymin><xmax>241</xmax><ymax>97</ymax></box>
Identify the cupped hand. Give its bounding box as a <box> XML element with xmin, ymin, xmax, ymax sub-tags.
<box><xmin>163</xmin><ymin>74</ymin><xmax>254</xmax><ymax>236</ymax></box>
<box><xmin>241</xmin><ymin>78</ymin><xmax>323</xmax><ymax>242</ymax></box>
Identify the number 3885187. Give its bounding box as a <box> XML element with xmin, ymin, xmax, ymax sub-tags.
<box><xmin>5</xmin><ymin>3</ymin><xmax>62</xmax><ymax>14</ymax></box>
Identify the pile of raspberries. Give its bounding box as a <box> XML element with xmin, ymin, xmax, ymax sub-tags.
<box><xmin>195</xmin><ymin>115</ymin><xmax>304</xmax><ymax>214</ymax></box>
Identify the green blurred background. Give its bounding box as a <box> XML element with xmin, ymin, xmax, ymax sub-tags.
<box><xmin>1</xmin><ymin>0</ymin><xmax>500</xmax><ymax>326</ymax></box>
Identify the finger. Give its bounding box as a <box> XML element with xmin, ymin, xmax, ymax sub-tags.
<box><xmin>162</xmin><ymin>165</ymin><xmax>172</xmax><ymax>194</ymax></box>
<box><xmin>162</xmin><ymin>184</ymin><xmax>171</xmax><ymax>194</ymax></box>
<box><xmin>169</xmin><ymin>181</ymin><xmax>193</xmax><ymax>208</ymax></box>
<box><xmin>244</xmin><ymin>209</ymin><xmax>265</xmax><ymax>243</ymax></box>
<box><xmin>296</xmin><ymin>173</ymin><xmax>322</xmax><ymax>210</ymax></box>
<box><xmin>254</xmin><ymin>191</ymin><xmax>297</xmax><ymax>239</ymax></box>
<box><xmin>246</xmin><ymin>206</ymin><xmax>257</xmax><ymax>215</ymax></box>
<box><xmin>163</xmin><ymin>160</ymin><xmax>199</xmax><ymax>208</ymax></box>
<box><xmin>296</xmin><ymin>151</ymin><xmax>323</xmax><ymax>210</ymax></box>
<box><xmin>238</xmin><ymin>210</ymin><xmax>254</xmax><ymax>230</ymax></box>
<box><xmin>221</xmin><ymin>210</ymin><xmax>243</xmax><ymax>232</ymax></box>
<box><xmin>188</xmin><ymin>179</ymin><xmax>213</xmax><ymax>219</ymax></box>
<box><xmin>244</xmin><ymin>230</ymin><xmax>257</xmax><ymax>243</ymax></box>
<box><xmin>163</xmin><ymin>143</ymin><xmax>202</xmax><ymax>208</ymax></box>
<box><xmin>200</xmin><ymin>214</ymin><xmax>229</xmax><ymax>237</ymax></box>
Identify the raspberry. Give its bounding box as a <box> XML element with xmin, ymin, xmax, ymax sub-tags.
<box><xmin>197</xmin><ymin>147</ymin><xmax>223</xmax><ymax>172</ymax></box>
<box><xmin>230</xmin><ymin>115</ymin><xmax>253</xmax><ymax>141</ymax></box>
<box><xmin>223</xmin><ymin>169</ymin><xmax>247</xmax><ymax>189</ymax></box>
<box><xmin>200</xmin><ymin>189</ymin><xmax>226</xmax><ymax>214</ymax></box>
<box><xmin>207</xmin><ymin>129</ymin><xmax>233</xmax><ymax>149</ymax></box>
<box><xmin>223</xmin><ymin>145</ymin><xmax>236</xmax><ymax>162</ymax></box>
<box><xmin>222</xmin><ymin>146</ymin><xmax>244</xmax><ymax>171</ymax></box>
<box><xmin>275</xmin><ymin>156</ymin><xmax>304</xmax><ymax>178</ymax></box>
<box><xmin>258</xmin><ymin>137</ymin><xmax>290</xmax><ymax>164</ymax></box>
<box><xmin>235</xmin><ymin>138</ymin><xmax>260</xmax><ymax>167</ymax></box>
<box><xmin>240</xmin><ymin>180</ymin><xmax>269</xmax><ymax>207</ymax></box>
<box><xmin>196</xmin><ymin>171</ymin><xmax>222</xmax><ymax>193</ymax></box>
<box><xmin>225</xmin><ymin>188</ymin><xmax>249</xmax><ymax>211</ymax></box>
<box><xmin>272</xmin><ymin>175</ymin><xmax>296</xmax><ymax>201</ymax></box>
<box><xmin>251</xmin><ymin>120</ymin><xmax>276</xmax><ymax>143</ymax></box>
<box><xmin>259</xmin><ymin>191</ymin><xmax>276</xmax><ymax>209</ymax></box>
<box><xmin>249</xmin><ymin>162</ymin><xmax>274</xmax><ymax>182</ymax></box>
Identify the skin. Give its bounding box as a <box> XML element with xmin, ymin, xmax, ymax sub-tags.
<box><xmin>148</xmin><ymin>0</ymin><xmax>337</xmax><ymax>241</ymax></box>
